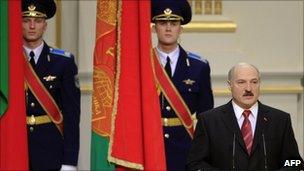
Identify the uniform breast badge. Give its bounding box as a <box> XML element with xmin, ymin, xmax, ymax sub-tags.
<box><xmin>183</xmin><ymin>79</ymin><xmax>195</xmax><ymax>85</ymax></box>
<box><xmin>43</xmin><ymin>75</ymin><xmax>57</xmax><ymax>81</ymax></box>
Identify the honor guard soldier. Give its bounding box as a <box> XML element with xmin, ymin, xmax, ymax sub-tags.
<box><xmin>151</xmin><ymin>0</ymin><xmax>214</xmax><ymax>170</ymax></box>
<box><xmin>22</xmin><ymin>0</ymin><xmax>80</xmax><ymax>170</ymax></box>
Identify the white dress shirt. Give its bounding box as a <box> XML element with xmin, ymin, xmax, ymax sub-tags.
<box><xmin>232</xmin><ymin>101</ymin><xmax>258</xmax><ymax>135</ymax></box>
<box><xmin>23</xmin><ymin>42</ymin><xmax>44</xmax><ymax>64</ymax></box>
<box><xmin>156</xmin><ymin>46</ymin><xmax>180</xmax><ymax>77</ymax></box>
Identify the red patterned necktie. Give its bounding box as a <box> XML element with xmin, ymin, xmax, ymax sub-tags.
<box><xmin>241</xmin><ymin>110</ymin><xmax>253</xmax><ymax>155</ymax></box>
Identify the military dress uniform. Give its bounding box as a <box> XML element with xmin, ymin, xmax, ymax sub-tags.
<box><xmin>25</xmin><ymin>42</ymin><xmax>80</xmax><ymax>170</ymax></box>
<box><xmin>22</xmin><ymin>0</ymin><xmax>80</xmax><ymax>170</ymax></box>
<box><xmin>152</xmin><ymin>0</ymin><xmax>214</xmax><ymax>170</ymax></box>
<box><xmin>158</xmin><ymin>46</ymin><xmax>214</xmax><ymax>171</ymax></box>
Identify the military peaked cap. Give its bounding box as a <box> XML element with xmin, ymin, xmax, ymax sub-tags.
<box><xmin>22</xmin><ymin>0</ymin><xmax>56</xmax><ymax>19</ymax></box>
<box><xmin>151</xmin><ymin>0</ymin><xmax>192</xmax><ymax>25</ymax></box>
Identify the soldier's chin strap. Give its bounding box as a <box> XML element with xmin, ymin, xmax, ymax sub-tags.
<box><xmin>152</xmin><ymin>48</ymin><xmax>194</xmax><ymax>138</ymax></box>
<box><xmin>23</xmin><ymin>53</ymin><xmax>63</xmax><ymax>136</ymax></box>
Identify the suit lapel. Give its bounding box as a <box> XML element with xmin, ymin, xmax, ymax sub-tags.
<box><xmin>220</xmin><ymin>101</ymin><xmax>248</xmax><ymax>154</ymax></box>
<box><xmin>172</xmin><ymin>45</ymin><xmax>188</xmax><ymax>86</ymax></box>
<box><xmin>251</xmin><ymin>102</ymin><xmax>269</xmax><ymax>155</ymax></box>
<box><xmin>36</xmin><ymin>43</ymin><xmax>50</xmax><ymax>77</ymax></box>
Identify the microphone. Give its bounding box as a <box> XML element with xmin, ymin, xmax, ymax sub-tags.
<box><xmin>262</xmin><ymin>115</ymin><xmax>268</xmax><ymax>171</ymax></box>
<box><xmin>262</xmin><ymin>133</ymin><xmax>268</xmax><ymax>171</ymax></box>
<box><xmin>232</xmin><ymin>133</ymin><xmax>236</xmax><ymax>170</ymax></box>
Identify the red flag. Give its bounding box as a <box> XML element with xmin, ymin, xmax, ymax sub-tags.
<box><xmin>108</xmin><ymin>0</ymin><xmax>166</xmax><ymax>170</ymax></box>
<box><xmin>0</xmin><ymin>0</ymin><xmax>29</xmax><ymax>170</ymax></box>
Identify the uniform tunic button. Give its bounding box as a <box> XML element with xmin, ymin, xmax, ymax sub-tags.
<box><xmin>164</xmin><ymin>133</ymin><xmax>169</xmax><ymax>138</ymax></box>
<box><xmin>49</xmin><ymin>85</ymin><xmax>53</xmax><ymax>89</ymax></box>
<box><xmin>166</xmin><ymin>106</ymin><xmax>171</xmax><ymax>111</ymax></box>
<box><xmin>30</xmin><ymin>102</ymin><xmax>35</xmax><ymax>107</ymax></box>
<box><xmin>188</xmin><ymin>88</ymin><xmax>192</xmax><ymax>92</ymax></box>
<box><xmin>29</xmin><ymin>127</ymin><xmax>34</xmax><ymax>132</ymax></box>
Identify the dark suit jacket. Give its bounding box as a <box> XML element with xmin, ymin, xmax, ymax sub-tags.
<box><xmin>187</xmin><ymin>101</ymin><xmax>304</xmax><ymax>171</ymax></box>
<box><xmin>162</xmin><ymin>45</ymin><xmax>214</xmax><ymax>171</ymax></box>
<box><xmin>26</xmin><ymin>42</ymin><xmax>80</xmax><ymax>170</ymax></box>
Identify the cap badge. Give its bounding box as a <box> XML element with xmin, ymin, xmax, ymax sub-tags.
<box><xmin>28</xmin><ymin>4</ymin><xmax>36</xmax><ymax>11</ymax></box>
<box><xmin>28</xmin><ymin>4</ymin><xmax>37</xmax><ymax>17</ymax></box>
<box><xmin>164</xmin><ymin>8</ymin><xmax>172</xmax><ymax>16</ymax></box>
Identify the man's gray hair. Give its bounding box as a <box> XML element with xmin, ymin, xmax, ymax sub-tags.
<box><xmin>228</xmin><ymin>63</ymin><xmax>261</xmax><ymax>81</ymax></box>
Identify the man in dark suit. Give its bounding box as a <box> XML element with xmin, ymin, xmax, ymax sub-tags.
<box><xmin>151</xmin><ymin>0</ymin><xmax>214</xmax><ymax>170</ymax></box>
<box><xmin>22</xmin><ymin>0</ymin><xmax>80</xmax><ymax>170</ymax></box>
<box><xmin>187</xmin><ymin>63</ymin><xmax>304</xmax><ymax>171</ymax></box>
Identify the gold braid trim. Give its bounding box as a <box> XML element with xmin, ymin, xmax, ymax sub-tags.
<box><xmin>22</xmin><ymin>11</ymin><xmax>47</xmax><ymax>18</ymax></box>
<box><xmin>108</xmin><ymin>156</ymin><xmax>144</xmax><ymax>170</ymax></box>
<box><xmin>152</xmin><ymin>14</ymin><xmax>183</xmax><ymax>22</ymax></box>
